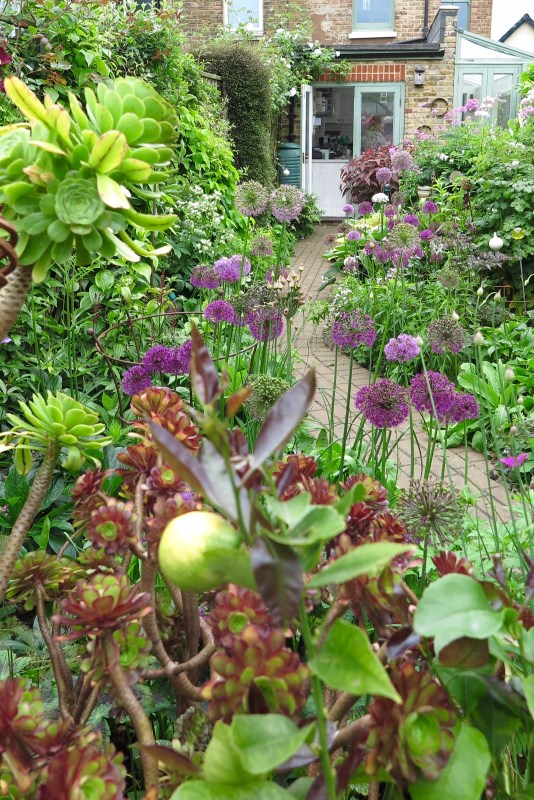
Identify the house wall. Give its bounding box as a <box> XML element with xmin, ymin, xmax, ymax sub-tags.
<box><xmin>501</xmin><ymin>26</ymin><xmax>534</xmax><ymax>53</ymax></box>
<box><xmin>491</xmin><ymin>0</ymin><xmax>534</xmax><ymax>39</ymax></box>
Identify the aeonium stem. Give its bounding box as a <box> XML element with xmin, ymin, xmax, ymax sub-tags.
<box><xmin>0</xmin><ymin>264</ymin><xmax>33</xmax><ymax>343</ymax></box>
<box><xmin>104</xmin><ymin>635</ymin><xmax>159</xmax><ymax>791</ymax></box>
<box><xmin>0</xmin><ymin>446</ymin><xmax>60</xmax><ymax>605</ymax></box>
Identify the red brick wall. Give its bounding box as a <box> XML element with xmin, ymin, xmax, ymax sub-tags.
<box><xmin>469</xmin><ymin>0</ymin><xmax>493</xmax><ymax>37</ymax></box>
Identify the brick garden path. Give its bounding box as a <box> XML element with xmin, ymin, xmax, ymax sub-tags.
<box><xmin>292</xmin><ymin>225</ymin><xmax>513</xmax><ymax>524</ymax></box>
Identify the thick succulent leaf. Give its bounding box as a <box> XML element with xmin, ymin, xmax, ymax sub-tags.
<box><xmin>246</xmin><ymin>371</ymin><xmax>316</xmax><ymax>476</ymax></box>
<box><xmin>96</xmin><ymin>173</ymin><xmax>130</xmax><ymax>209</ymax></box>
<box><xmin>251</xmin><ymin>536</ymin><xmax>302</xmax><ymax>628</ymax></box>
<box><xmin>88</xmin><ymin>130</ymin><xmax>128</xmax><ymax>174</ymax></box>
<box><xmin>5</xmin><ymin>77</ymin><xmax>49</xmax><ymax>124</ymax></box>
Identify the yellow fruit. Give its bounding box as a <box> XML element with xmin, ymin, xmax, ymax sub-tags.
<box><xmin>158</xmin><ymin>511</ymin><xmax>255</xmax><ymax>593</ymax></box>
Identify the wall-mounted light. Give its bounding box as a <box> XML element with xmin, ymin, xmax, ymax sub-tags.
<box><xmin>414</xmin><ymin>65</ymin><xmax>426</xmax><ymax>86</ymax></box>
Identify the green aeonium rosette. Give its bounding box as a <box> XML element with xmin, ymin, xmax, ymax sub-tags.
<box><xmin>0</xmin><ymin>76</ymin><xmax>179</xmax><ymax>280</ymax></box>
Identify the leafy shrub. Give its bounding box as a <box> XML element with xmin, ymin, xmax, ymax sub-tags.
<box><xmin>201</xmin><ymin>43</ymin><xmax>275</xmax><ymax>186</ymax></box>
<box><xmin>340</xmin><ymin>145</ymin><xmax>398</xmax><ymax>202</ymax></box>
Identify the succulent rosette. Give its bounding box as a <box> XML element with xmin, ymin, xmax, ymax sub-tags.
<box><xmin>6</xmin><ymin>551</ymin><xmax>74</xmax><ymax>610</ymax></box>
<box><xmin>0</xmin><ymin>76</ymin><xmax>179</xmax><ymax>280</ymax></box>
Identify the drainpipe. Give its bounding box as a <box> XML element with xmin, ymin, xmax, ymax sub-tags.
<box><xmin>422</xmin><ymin>0</ymin><xmax>430</xmax><ymax>38</ymax></box>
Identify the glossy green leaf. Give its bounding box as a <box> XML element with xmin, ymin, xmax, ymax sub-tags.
<box><xmin>309</xmin><ymin>619</ymin><xmax>400</xmax><ymax>701</ymax></box>
<box><xmin>171</xmin><ymin>781</ymin><xmax>293</xmax><ymax>800</ymax></box>
<box><xmin>410</xmin><ymin>724</ymin><xmax>490</xmax><ymax>800</ymax></box>
<box><xmin>523</xmin><ymin>675</ymin><xmax>534</xmax><ymax>720</ymax></box>
<box><xmin>231</xmin><ymin>715</ymin><xmax>313</xmax><ymax>775</ymax></box>
<box><xmin>307</xmin><ymin>541</ymin><xmax>414</xmax><ymax>588</ymax></box>
<box><xmin>413</xmin><ymin>574</ymin><xmax>503</xmax><ymax>655</ymax></box>
<box><xmin>264</xmin><ymin>494</ymin><xmax>345</xmax><ymax>547</ymax></box>
<box><xmin>203</xmin><ymin>722</ymin><xmax>255</xmax><ymax>785</ymax></box>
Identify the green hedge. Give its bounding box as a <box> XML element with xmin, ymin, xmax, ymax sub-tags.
<box><xmin>203</xmin><ymin>43</ymin><xmax>275</xmax><ymax>186</ymax></box>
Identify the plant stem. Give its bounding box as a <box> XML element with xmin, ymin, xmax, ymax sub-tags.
<box><xmin>339</xmin><ymin>350</ymin><xmax>354</xmax><ymax>478</ymax></box>
<box><xmin>0</xmin><ymin>264</ymin><xmax>33</xmax><ymax>344</ymax></box>
<box><xmin>328</xmin><ymin>347</ymin><xmax>339</xmax><ymax>461</ymax></box>
<box><xmin>104</xmin><ymin>636</ymin><xmax>159</xmax><ymax>790</ymax></box>
<box><xmin>299</xmin><ymin>599</ymin><xmax>337</xmax><ymax>800</ymax></box>
<box><xmin>0</xmin><ymin>447</ymin><xmax>60</xmax><ymax>604</ymax></box>
<box><xmin>35</xmin><ymin>588</ymin><xmax>75</xmax><ymax>719</ymax></box>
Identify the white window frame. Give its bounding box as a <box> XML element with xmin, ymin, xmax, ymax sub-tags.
<box><xmin>350</xmin><ymin>0</ymin><xmax>396</xmax><ymax>38</ymax></box>
<box><xmin>223</xmin><ymin>0</ymin><xmax>263</xmax><ymax>34</ymax></box>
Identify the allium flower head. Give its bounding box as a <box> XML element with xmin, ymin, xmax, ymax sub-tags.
<box><xmin>420</xmin><ymin>228</ymin><xmax>434</xmax><ymax>241</ymax></box>
<box><xmin>347</xmin><ymin>229</ymin><xmax>361</xmax><ymax>241</ymax></box>
<box><xmin>270</xmin><ymin>185</ymin><xmax>305</xmax><ymax>222</ymax></box>
<box><xmin>372</xmin><ymin>192</ymin><xmax>389</xmax><ymax>204</ymax></box>
<box><xmin>331</xmin><ymin>309</ymin><xmax>376</xmax><ymax>349</ymax></box>
<box><xmin>403</xmin><ymin>213</ymin><xmax>419</xmax><ymax>227</ymax></box>
<box><xmin>246</xmin><ymin>375</ymin><xmax>290</xmax><ymax>420</ymax></box>
<box><xmin>251</xmin><ymin>232</ymin><xmax>273</xmax><ymax>256</ymax></box>
<box><xmin>422</xmin><ymin>200</ymin><xmax>439</xmax><ymax>214</ymax></box>
<box><xmin>449</xmin><ymin>392</ymin><xmax>479</xmax><ymax>422</ymax></box>
<box><xmin>428</xmin><ymin>317</ymin><xmax>465</xmax><ymax>355</ymax></box>
<box><xmin>384</xmin><ymin>204</ymin><xmax>396</xmax><ymax>218</ymax></box>
<box><xmin>204</xmin><ymin>299</ymin><xmax>235</xmax><ymax>324</ymax></box>
<box><xmin>343</xmin><ymin>203</ymin><xmax>354</xmax><ymax>215</ymax></box>
<box><xmin>214</xmin><ymin>254</ymin><xmax>251</xmax><ymax>283</ymax></box>
<box><xmin>398</xmin><ymin>479</ymin><xmax>460</xmax><ymax>544</ymax></box>
<box><xmin>435</xmin><ymin>266</ymin><xmax>459</xmax><ymax>289</ymax></box>
<box><xmin>121</xmin><ymin>365</ymin><xmax>152</xmax><ymax>396</ymax></box>
<box><xmin>190</xmin><ymin>265</ymin><xmax>221</xmax><ymax>289</ymax></box>
<box><xmin>390</xmin><ymin>149</ymin><xmax>413</xmax><ymax>172</ymax></box>
<box><xmin>358</xmin><ymin>201</ymin><xmax>373</xmax><ymax>216</ymax></box>
<box><xmin>142</xmin><ymin>345</ymin><xmax>174</xmax><ymax>374</ymax></box>
<box><xmin>248</xmin><ymin>306</ymin><xmax>284</xmax><ymax>341</ymax></box>
<box><xmin>167</xmin><ymin>340</ymin><xmax>192</xmax><ymax>376</ymax></box>
<box><xmin>386</xmin><ymin>222</ymin><xmax>420</xmax><ymax>251</ymax></box>
<box><xmin>355</xmin><ymin>379</ymin><xmax>409</xmax><ymax>428</ymax></box>
<box><xmin>235</xmin><ymin>180</ymin><xmax>269</xmax><ymax>217</ymax></box>
<box><xmin>376</xmin><ymin>167</ymin><xmax>392</xmax><ymax>185</ymax></box>
<box><xmin>384</xmin><ymin>334</ymin><xmax>420</xmax><ymax>363</ymax></box>
<box><xmin>409</xmin><ymin>371</ymin><xmax>456</xmax><ymax>420</ymax></box>
<box><xmin>343</xmin><ymin>255</ymin><xmax>359</xmax><ymax>271</ymax></box>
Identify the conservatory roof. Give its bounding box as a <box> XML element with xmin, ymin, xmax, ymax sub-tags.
<box><xmin>457</xmin><ymin>30</ymin><xmax>533</xmax><ymax>62</ymax></box>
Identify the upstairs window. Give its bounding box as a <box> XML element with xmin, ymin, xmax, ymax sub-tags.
<box><xmin>224</xmin><ymin>0</ymin><xmax>263</xmax><ymax>32</ymax></box>
<box><xmin>353</xmin><ymin>0</ymin><xmax>395</xmax><ymax>30</ymax></box>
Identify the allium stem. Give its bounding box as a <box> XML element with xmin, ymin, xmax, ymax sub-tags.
<box><xmin>0</xmin><ymin>264</ymin><xmax>33</xmax><ymax>343</ymax></box>
<box><xmin>299</xmin><ymin>599</ymin><xmax>337</xmax><ymax>800</ymax></box>
<box><xmin>328</xmin><ymin>347</ymin><xmax>339</xmax><ymax>459</ymax></box>
<box><xmin>104</xmin><ymin>635</ymin><xmax>158</xmax><ymax>791</ymax></box>
<box><xmin>0</xmin><ymin>448</ymin><xmax>60</xmax><ymax>605</ymax></box>
<box><xmin>339</xmin><ymin>350</ymin><xmax>354</xmax><ymax>478</ymax></box>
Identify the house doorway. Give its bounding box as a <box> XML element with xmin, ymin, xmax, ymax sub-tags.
<box><xmin>301</xmin><ymin>83</ymin><xmax>405</xmax><ymax>218</ymax></box>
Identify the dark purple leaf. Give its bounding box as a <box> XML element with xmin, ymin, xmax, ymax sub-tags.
<box><xmin>306</xmin><ymin>775</ymin><xmax>327</xmax><ymax>800</ymax></box>
<box><xmin>139</xmin><ymin>744</ymin><xmax>199</xmax><ymax>775</ymax></box>
<box><xmin>278</xmin><ymin>721</ymin><xmax>336</xmax><ymax>773</ymax></box>
<box><xmin>275</xmin><ymin>461</ymin><xmax>296</xmax><ymax>498</ymax></box>
<box><xmin>227</xmin><ymin>387</ymin><xmax>251</xmax><ymax>419</ymax></box>
<box><xmin>251</xmin><ymin>537</ymin><xmax>302</xmax><ymax>628</ymax></box>
<box><xmin>386</xmin><ymin>627</ymin><xmax>421</xmax><ymax>660</ymax></box>
<box><xmin>198</xmin><ymin>440</ymin><xmax>251</xmax><ymax>526</ymax></box>
<box><xmin>247</xmin><ymin>680</ymin><xmax>271</xmax><ymax>715</ymax></box>
<box><xmin>246</xmin><ymin>370</ymin><xmax>316</xmax><ymax>477</ymax></box>
<box><xmin>149</xmin><ymin>421</ymin><xmax>219</xmax><ymax>503</ymax></box>
<box><xmin>438</xmin><ymin>636</ymin><xmax>490</xmax><ymax>668</ymax></box>
<box><xmin>190</xmin><ymin>326</ymin><xmax>220</xmax><ymax>406</ymax></box>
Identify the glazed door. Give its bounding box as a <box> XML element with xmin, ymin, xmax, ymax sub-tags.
<box><xmin>354</xmin><ymin>84</ymin><xmax>404</xmax><ymax>155</ymax></box>
<box><xmin>300</xmin><ymin>84</ymin><xmax>313</xmax><ymax>194</ymax></box>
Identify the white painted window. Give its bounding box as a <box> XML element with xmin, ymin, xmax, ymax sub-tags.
<box><xmin>353</xmin><ymin>0</ymin><xmax>395</xmax><ymax>30</ymax></box>
<box><xmin>224</xmin><ymin>0</ymin><xmax>263</xmax><ymax>32</ymax></box>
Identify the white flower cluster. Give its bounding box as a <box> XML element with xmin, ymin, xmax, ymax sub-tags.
<box><xmin>173</xmin><ymin>186</ymin><xmax>231</xmax><ymax>257</ymax></box>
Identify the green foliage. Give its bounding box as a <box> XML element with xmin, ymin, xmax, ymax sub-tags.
<box><xmin>202</xmin><ymin>43</ymin><xmax>275</xmax><ymax>185</ymax></box>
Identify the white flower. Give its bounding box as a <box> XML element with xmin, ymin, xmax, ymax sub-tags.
<box><xmin>335</xmin><ymin>50</ymin><xmax>341</xmax><ymax>57</ymax></box>
<box><xmin>511</xmin><ymin>160</ymin><xmax>520</xmax><ymax>167</ymax></box>
<box><xmin>474</xmin><ymin>110</ymin><xmax>490</xmax><ymax>118</ymax></box>
<box><xmin>313</xmin><ymin>48</ymin><xmax>322</xmax><ymax>56</ymax></box>
<box><xmin>371</xmin><ymin>192</ymin><xmax>388</xmax><ymax>204</ymax></box>
<box><xmin>288</xmin><ymin>87</ymin><xmax>297</xmax><ymax>97</ymax></box>
<box><xmin>438</xmin><ymin>153</ymin><xmax>448</xmax><ymax>161</ymax></box>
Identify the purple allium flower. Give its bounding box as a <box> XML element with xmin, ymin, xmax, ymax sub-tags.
<box><xmin>358</xmin><ymin>201</ymin><xmax>373</xmax><ymax>216</ymax></box>
<box><xmin>387</xmin><ymin>220</ymin><xmax>395</xmax><ymax>231</ymax></box>
<box><xmin>343</xmin><ymin>256</ymin><xmax>359</xmax><ymax>271</ymax></box>
<box><xmin>384</xmin><ymin>204</ymin><xmax>396</xmax><ymax>219</ymax></box>
<box><xmin>428</xmin><ymin>317</ymin><xmax>465</xmax><ymax>355</ymax></box>
<box><xmin>384</xmin><ymin>334</ymin><xmax>420</xmax><ymax>363</ymax></box>
<box><xmin>142</xmin><ymin>345</ymin><xmax>174</xmax><ymax>374</ymax></box>
<box><xmin>409</xmin><ymin>371</ymin><xmax>456</xmax><ymax>420</ymax></box>
<box><xmin>235</xmin><ymin>180</ymin><xmax>269</xmax><ymax>217</ymax></box>
<box><xmin>347</xmin><ymin>229</ymin><xmax>361</xmax><ymax>241</ymax></box>
<box><xmin>343</xmin><ymin>203</ymin><xmax>354</xmax><ymax>215</ymax></box>
<box><xmin>167</xmin><ymin>340</ymin><xmax>193</xmax><ymax>376</ymax></box>
<box><xmin>204</xmin><ymin>299</ymin><xmax>235</xmax><ymax>324</ymax></box>
<box><xmin>500</xmin><ymin>452</ymin><xmax>528</xmax><ymax>468</ymax></box>
<box><xmin>271</xmin><ymin>185</ymin><xmax>305</xmax><ymax>223</ymax></box>
<box><xmin>422</xmin><ymin>200</ymin><xmax>439</xmax><ymax>214</ymax></box>
<box><xmin>248</xmin><ymin>307</ymin><xmax>284</xmax><ymax>341</ymax></box>
<box><xmin>403</xmin><ymin>213</ymin><xmax>420</xmax><ymax>227</ymax></box>
<box><xmin>391</xmin><ymin>150</ymin><xmax>413</xmax><ymax>173</ymax></box>
<box><xmin>251</xmin><ymin>233</ymin><xmax>273</xmax><ymax>257</ymax></box>
<box><xmin>331</xmin><ymin>309</ymin><xmax>376</xmax><ymax>349</ymax></box>
<box><xmin>464</xmin><ymin>98</ymin><xmax>480</xmax><ymax>113</ymax></box>
<box><xmin>122</xmin><ymin>365</ymin><xmax>152</xmax><ymax>395</ymax></box>
<box><xmin>355</xmin><ymin>379</ymin><xmax>410</xmax><ymax>428</ymax></box>
<box><xmin>449</xmin><ymin>392</ymin><xmax>479</xmax><ymax>422</ymax></box>
<box><xmin>213</xmin><ymin>255</ymin><xmax>251</xmax><ymax>283</ymax></box>
<box><xmin>190</xmin><ymin>265</ymin><xmax>221</xmax><ymax>289</ymax></box>
<box><xmin>376</xmin><ymin>167</ymin><xmax>392</xmax><ymax>185</ymax></box>
<box><xmin>420</xmin><ymin>229</ymin><xmax>434</xmax><ymax>241</ymax></box>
